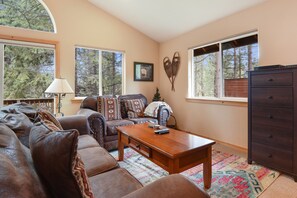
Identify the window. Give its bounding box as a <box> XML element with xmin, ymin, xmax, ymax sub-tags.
<box><xmin>0</xmin><ymin>40</ymin><xmax>55</xmax><ymax>109</ymax></box>
<box><xmin>189</xmin><ymin>33</ymin><xmax>258</xmax><ymax>99</ymax></box>
<box><xmin>75</xmin><ymin>47</ymin><xmax>124</xmax><ymax>97</ymax></box>
<box><xmin>0</xmin><ymin>0</ymin><xmax>55</xmax><ymax>32</ymax></box>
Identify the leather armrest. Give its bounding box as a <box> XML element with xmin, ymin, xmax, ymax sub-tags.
<box><xmin>57</xmin><ymin>115</ymin><xmax>91</xmax><ymax>135</ymax></box>
<box><xmin>123</xmin><ymin>174</ymin><xmax>210</xmax><ymax>198</ymax></box>
<box><xmin>77</xmin><ymin>108</ymin><xmax>106</xmax><ymax>147</ymax></box>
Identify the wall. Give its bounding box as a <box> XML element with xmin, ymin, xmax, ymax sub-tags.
<box><xmin>0</xmin><ymin>0</ymin><xmax>159</xmax><ymax>115</ymax></box>
<box><xmin>159</xmin><ymin>0</ymin><xmax>297</xmax><ymax>149</ymax></box>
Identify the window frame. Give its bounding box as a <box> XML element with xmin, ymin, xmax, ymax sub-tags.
<box><xmin>74</xmin><ymin>45</ymin><xmax>126</xmax><ymax>98</ymax></box>
<box><xmin>188</xmin><ymin>32</ymin><xmax>258</xmax><ymax>103</ymax></box>
<box><xmin>0</xmin><ymin>34</ymin><xmax>59</xmax><ymax>107</ymax></box>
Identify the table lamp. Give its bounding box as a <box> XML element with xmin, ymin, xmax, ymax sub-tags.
<box><xmin>45</xmin><ymin>78</ymin><xmax>74</xmax><ymax>116</ymax></box>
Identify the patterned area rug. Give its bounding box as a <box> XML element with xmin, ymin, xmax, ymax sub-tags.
<box><xmin>110</xmin><ymin>148</ymin><xmax>279</xmax><ymax>198</ymax></box>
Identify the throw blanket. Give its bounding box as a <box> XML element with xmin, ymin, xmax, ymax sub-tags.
<box><xmin>144</xmin><ymin>102</ymin><xmax>173</xmax><ymax>118</ymax></box>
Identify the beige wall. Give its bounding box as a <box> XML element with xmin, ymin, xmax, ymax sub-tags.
<box><xmin>0</xmin><ymin>0</ymin><xmax>159</xmax><ymax>115</ymax></box>
<box><xmin>159</xmin><ymin>0</ymin><xmax>297</xmax><ymax>149</ymax></box>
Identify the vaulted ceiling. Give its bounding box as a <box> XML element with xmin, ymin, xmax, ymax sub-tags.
<box><xmin>88</xmin><ymin>0</ymin><xmax>268</xmax><ymax>42</ymax></box>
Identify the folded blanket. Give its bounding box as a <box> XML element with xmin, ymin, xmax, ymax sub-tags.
<box><xmin>144</xmin><ymin>102</ymin><xmax>173</xmax><ymax>118</ymax></box>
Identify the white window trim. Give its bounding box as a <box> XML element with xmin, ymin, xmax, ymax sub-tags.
<box><xmin>188</xmin><ymin>31</ymin><xmax>258</xmax><ymax>102</ymax></box>
<box><xmin>0</xmin><ymin>40</ymin><xmax>55</xmax><ymax>107</ymax></box>
<box><xmin>74</xmin><ymin>46</ymin><xmax>126</xmax><ymax>98</ymax></box>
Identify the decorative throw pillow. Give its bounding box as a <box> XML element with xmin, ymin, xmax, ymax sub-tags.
<box><xmin>98</xmin><ymin>97</ymin><xmax>121</xmax><ymax>121</ymax></box>
<box><xmin>125</xmin><ymin>99</ymin><xmax>145</xmax><ymax>119</ymax></box>
<box><xmin>36</xmin><ymin>109</ymin><xmax>63</xmax><ymax>130</ymax></box>
<box><xmin>29</xmin><ymin>122</ymin><xmax>94</xmax><ymax>198</ymax></box>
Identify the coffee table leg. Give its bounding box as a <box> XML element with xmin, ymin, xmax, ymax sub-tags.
<box><xmin>203</xmin><ymin>147</ymin><xmax>212</xmax><ymax>189</ymax></box>
<box><xmin>118</xmin><ymin>133</ymin><xmax>124</xmax><ymax>161</ymax></box>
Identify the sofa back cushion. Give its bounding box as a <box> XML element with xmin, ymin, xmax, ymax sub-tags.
<box><xmin>0</xmin><ymin>124</ymin><xmax>48</xmax><ymax>198</ymax></box>
<box><xmin>97</xmin><ymin>97</ymin><xmax>122</xmax><ymax>121</ymax></box>
<box><xmin>80</xmin><ymin>96</ymin><xmax>98</xmax><ymax>111</ymax></box>
<box><xmin>119</xmin><ymin>94</ymin><xmax>148</xmax><ymax>119</ymax></box>
<box><xmin>29</xmin><ymin>123</ymin><xmax>94</xmax><ymax>198</ymax></box>
<box><xmin>0</xmin><ymin>111</ymin><xmax>33</xmax><ymax>147</ymax></box>
<box><xmin>125</xmin><ymin>99</ymin><xmax>145</xmax><ymax>118</ymax></box>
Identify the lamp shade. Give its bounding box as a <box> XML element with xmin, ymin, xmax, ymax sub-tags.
<box><xmin>45</xmin><ymin>78</ymin><xmax>74</xmax><ymax>94</ymax></box>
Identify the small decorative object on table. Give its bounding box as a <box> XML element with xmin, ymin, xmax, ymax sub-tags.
<box><xmin>152</xmin><ymin>87</ymin><xmax>164</xmax><ymax>101</ymax></box>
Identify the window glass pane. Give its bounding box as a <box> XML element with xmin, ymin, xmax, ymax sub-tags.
<box><xmin>0</xmin><ymin>0</ymin><xmax>54</xmax><ymax>32</ymax></box>
<box><xmin>193</xmin><ymin>52</ymin><xmax>219</xmax><ymax>97</ymax></box>
<box><xmin>4</xmin><ymin>45</ymin><xmax>54</xmax><ymax>99</ymax></box>
<box><xmin>222</xmin><ymin>42</ymin><xmax>258</xmax><ymax>97</ymax></box>
<box><xmin>75</xmin><ymin>48</ymin><xmax>99</xmax><ymax>97</ymax></box>
<box><xmin>102</xmin><ymin>51</ymin><xmax>122</xmax><ymax>95</ymax></box>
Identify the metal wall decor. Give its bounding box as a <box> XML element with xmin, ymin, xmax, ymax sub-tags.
<box><xmin>163</xmin><ymin>52</ymin><xmax>180</xmax><ymax>91</ymax></box>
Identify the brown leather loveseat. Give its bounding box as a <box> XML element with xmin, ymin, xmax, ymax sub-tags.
<box><xmin>78</xmin><ymin>94</ymin><xmax>171</xmax><ymax>151</ymax></box>
<box><xmin>0</xmin><ymin>103</ymin><xmax>209</xmax><ymax>198</ymax></box>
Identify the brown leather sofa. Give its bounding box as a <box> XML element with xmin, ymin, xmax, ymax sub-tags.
<box><xmin>0</xmin><ymin>103</ymin><xmax>209</xmax><ymax>198</ymax></box>
<box><xmin>78</xmin><ymin>94</ymin><xmax>171</xmax><ymax>151</ymax></box>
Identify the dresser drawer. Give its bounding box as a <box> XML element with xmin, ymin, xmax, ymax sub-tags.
<box><xmin>252</xmin><ymin>143</ymin><xmax>293</xmax><ymax>172</ymax></box>
<box><xmin>251</xmin><ymin>87</ymin><xmax>293</xmax><ymax>107</ymax></box>
<box><xmin>251</xmin><ymin>107</ymin><xmax>293</xmax><ymax>128</ymax></box>
<box><xmin>251</xmin><ymin>72</ymin><xmax>292</xmax><ymax>87</ymax></box>
<box><xmin>129</xmin><ymin>138</ymin><xmax>151</xmax><ymax>158</ymax></box>
<box><xmin>251</xmin><ymin>124</ymin><xmax>293</xmax><ymax>149</ymax></box>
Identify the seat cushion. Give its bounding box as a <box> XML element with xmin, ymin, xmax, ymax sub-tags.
<box><xmin>89</xmin><ymin>168</ymin><xmax>142</xmax><ymax>198</ymax></box>
<box><xmin>106</xmin><ymin>119</ymin><xmax>134</xmax><ymax>136</ymax></box>
<box><xmin>78</xmin><ymin>135</ymin><xmax>100</xmax><ymax>150</ymax></box>
<box><xmin>128</xmin><ymin>117</ymin><xmax>158</xmax><ymax>125</ymax></box>
<box><xmin>78</xmin><ymin>146</ymin><xmax>118</xmax><ymax>177</ymax></box>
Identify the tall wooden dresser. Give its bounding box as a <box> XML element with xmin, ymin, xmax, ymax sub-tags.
<box><xmin>248</xmin><ymin>66</ymin><xmax>297</xmax><ymax>181</ymax></box>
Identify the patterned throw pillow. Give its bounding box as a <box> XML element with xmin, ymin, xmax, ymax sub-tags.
<box><xmin>125</xmin><ymin>99</ymin><xmax>145</xmax><ymax>118</ymax></box>
<box><xmin>30</xmin><ymin>123</ymin><xmax>94</xmax><ymax>198</ymax></box>
<box><xmin>98</xmin><ymin>97</ymin><xmax>121</xmax><ymax>121</ymax></box>
<box><xmin>36</xmin><ymin>109</ymin><xmax>63</xmax><ymax>130</ymax></box>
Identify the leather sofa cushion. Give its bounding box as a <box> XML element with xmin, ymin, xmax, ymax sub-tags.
<box><xmin>78</xmin><ymin>134</ymin><xmax>100</xmax><ymax>150</ymax></box>
<box><xmin>89</xmin><ymin>168</ymin><xmax>142</xmax><ymax>198</ymax></box>
<box><xmin>122</xmin><ymin>174</ymin><xmax>210</xmax><ymax>198</ymax></box>
<box><xmin>29</xmin><ymin>123</ymin><xmax>94</xmax><ymax>198</ymax></box>
<box><xmin>106</xmin><ymin>119</ymin><xmax>134</xmax><ymax>136</ymax></box>
<box><xmin>0</xmin><ymin>124</ymin><xmax>48</xmax><ymax>198</ymax></box>
<box><xmin>0</xmin><ymin>111</ymin><xmax>33</xmax><ymax>147</ymax></box>
<box><xmin>78</xmin><ymin>146</ymin><xmax>118</xmax><ymax>176</ymax></box>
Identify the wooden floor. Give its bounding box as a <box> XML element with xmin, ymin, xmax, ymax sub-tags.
<box><xmin>214</xmin><ymin>143</ymin><xmax>297</xmax><ymax>198</ymax></box>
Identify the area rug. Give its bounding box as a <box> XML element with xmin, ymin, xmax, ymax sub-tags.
<box><xmin>110</xmin><ymin>148</ymin><xmax>279</xmax><ymax>198</ymax></box>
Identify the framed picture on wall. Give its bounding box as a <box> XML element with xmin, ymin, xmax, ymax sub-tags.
<box><xmin>134</xmin><ymin>62</ymin><xmax>154</xmax><ymax>81</ymax></box>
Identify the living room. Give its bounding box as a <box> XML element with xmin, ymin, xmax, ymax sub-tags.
<box><xmin>1</xmin><ymin>0</ymin><xmax>297</xmax><ymax>197</ymax></box>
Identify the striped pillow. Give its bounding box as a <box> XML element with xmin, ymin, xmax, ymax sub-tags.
<box><xmin>99</xmin><ymin>97</ymin><xmax>122</xmax><ymax>121</ymax></box>
<box><xmin>125</xmin><ymin>99</ymin><xmax>145</xmax><ymax>118</ymax></box>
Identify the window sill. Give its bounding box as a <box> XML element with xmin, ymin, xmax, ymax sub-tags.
<box><xmin>186</xmin><ymin>97</ymin><xmax>247</xmax><ymax>107</ymax></box>
<box><xmin>71</xmin><ymin>97</ymin><xmax>86</xmax><ymax>103</ymax></box>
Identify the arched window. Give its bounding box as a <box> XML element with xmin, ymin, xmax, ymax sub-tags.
<box><xmin>0</xmin><ymin>0</ymin><xmax>56</xmax><ymax>32</ymax></box>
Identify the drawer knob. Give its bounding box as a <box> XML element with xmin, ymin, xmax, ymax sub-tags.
<box><xmin>268</xmin><ymin>115</ymin><xmax>274</xmax><ymax>119</ymax></box>
<box><xmin>268</xmin><ymin>78</ymin><xmax>274</xmax><ymax>82</ymax></box>
<box><xmin>268</xmin><ymin>134</ymin><xmax>273</xmax><ymax>138</ymax></box>
<box><xmin>268</xmin><ymin>96</ymin><xmax>273</xmax><ymax>99</ymax></box>
<box><xmin>136</xmin><ymin>145</ymin><xmax>140</xmax><ymax>149</ymax></box>
<box><xmin>268</xmin><ymin>154</ymin><xmax>272</xmax><ymax>158</ymax></box>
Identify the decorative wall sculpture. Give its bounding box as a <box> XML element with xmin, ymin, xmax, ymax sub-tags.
<box><xmin>163</xmin><ymin>52</ymin><xmax>180</xmax><ymax>91</ymax></box>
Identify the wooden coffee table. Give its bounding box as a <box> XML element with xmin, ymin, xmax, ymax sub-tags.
<box><xmin>117</xmin><ymin>123</ymin><xmax>215</xmax><ymax>189</ymax></box>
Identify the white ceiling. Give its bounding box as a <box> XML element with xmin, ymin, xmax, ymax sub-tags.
<box><xmin>88</xmin><ymin>0</ymin><xmax>268</xmax><ymax>42</ymax></box>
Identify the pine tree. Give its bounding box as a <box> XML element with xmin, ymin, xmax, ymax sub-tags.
<box><xmin>152</xmin><ymin>88</ymin><xmax>161</xmax><ymax>101</ymax></box>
